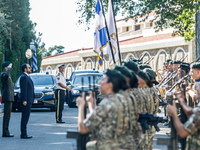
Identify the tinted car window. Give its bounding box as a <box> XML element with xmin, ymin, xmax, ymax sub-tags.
<box><xmin>15</xmin><ymin>75</ymin><xmax>54</xmax><ymax>87</ymax></box>
<box><xmin>73</xmin><ymin>75</ymin><xmax>102</xmax><ymax>85</ymax></box>
<box><xmin>70</xmin><ymin>71</ymin><xmax>99</xmax><ymax>81</ymax></box>
<box><xmin>31</xmin><ymin>76</ymin><xmax>54</xmax><ymax>86</ymax></box>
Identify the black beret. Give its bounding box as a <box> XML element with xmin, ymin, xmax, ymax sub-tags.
<box><xmin>191</xmin><ymin>62</ymin><xmax>200</xmax><ymax>70</ymax></box>
<box><xmin>167</xmin><ymin>59</ymin><xmax>172</xmax><ymax>63</ymax></box>
<box><xmin>137</xmin><ymin>70</ymin><xmax>150</xmax><ymax>84</ymax></box>
<box><xmin>173</xmin><ymin>60</ymin><xmax>182</xmax><ymax>64</ymax></box>
<box><xmin>105</xmin><ymin>69</ymin><xmax>126</xmax><ymax>83</ymax></box>
<box><xmin>1</xmin><ymin>61</ymin><xmax>11</xmax><ymax>68</ymax></box>
<box><xmin>144</xmin><ymin>68</ymin><xmax>157</xmax><ymax>78</ymax></box>
<box><xmin>114</xmin><ymin>65</ymin><xmax>133</xmax><ymax>79</ymax></box>
<box><xmin>122</xmin><ymin>61</ymin><xmax>140</xmax><ymax>74</ymax></box>
<box><xmin>179</xmin><ymin>63</ymin><xmax>190</xmax><ymax>73</ymax></box>
<box><xmin>139</xmin><ymin>64</ymin><xmax>152</xmax><ymax>70</ymax></box>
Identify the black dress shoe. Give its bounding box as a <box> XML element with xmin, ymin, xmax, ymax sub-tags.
<box><xmin>20</xmin><ymin>135</ymin><xmax>33</xmax><ymax>139</ymax></box>
<box><xmin>56</xmin><ymin>120</ymin><xmax>65</xmax><ymax>123</ymax></box>
<box><xmin>2</xmin><ymin>133</ymin><xmax>14</xmax><ymax>137</ymax></box>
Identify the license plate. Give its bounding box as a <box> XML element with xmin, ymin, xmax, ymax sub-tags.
<box><xmin>34</xmin><ymin>100</ymin><xmax>38</xmax><ymax>104</ymax></box>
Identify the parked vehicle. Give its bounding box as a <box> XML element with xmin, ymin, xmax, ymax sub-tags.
<box><xmin>67</xmin><ymin>73</ymin><xmax>103</xmax><ymax>108</ymax></box>
<box><xmin>66</xmin><ymin>69</ymin><xmax>99</xmax><ymax>86</ymax></box>
<box><xmin>13</xmin><ymin>73</ymin><xmax>56</xmax><ymax>111</ymax></box>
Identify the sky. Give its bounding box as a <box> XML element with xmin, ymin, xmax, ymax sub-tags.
<box><xmin>29</xmin><ymin>0</ymin><xmax>94</xmax><ymax>52</ymax></box>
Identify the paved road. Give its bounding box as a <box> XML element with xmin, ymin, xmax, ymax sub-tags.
<box><xmin>0</xmin><ymin>104</ymin><xmax>170</xmax><ymax>150</ymax></box>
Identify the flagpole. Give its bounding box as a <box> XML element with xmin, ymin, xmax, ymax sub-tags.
<box><xmin>110</xmin><ymin>0</ymin><xmax>122</xmax><ymax>65</ymax></box>
<box><xmin>99</xmin><ymin>0</ymin><xmax>116</xmax><ymax>64</ymax></box>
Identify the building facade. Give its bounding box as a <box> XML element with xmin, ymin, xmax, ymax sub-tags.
<box><xmin>41</xmin><ymin>16</ymin><xmax>196</xmax><ymax>78</ymax></box>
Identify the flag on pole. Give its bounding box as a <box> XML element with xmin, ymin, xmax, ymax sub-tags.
<box><xmin>94</xmin><ymin>0</ymin><xmax>108</xmax><ymax>66</ymax></box>
<box><xmin>30</xmin><ymin>42</ymin><xmax>38</xmax><ymax>72</ymax></box>
<box><xmin>106</xmin><ymin>0</ymin><xmax>119</xmax><ymax>65</ymax></box>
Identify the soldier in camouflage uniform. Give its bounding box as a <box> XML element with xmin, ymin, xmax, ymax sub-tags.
<box><xmin>167</xmin><ymin>91</ymin><xmax>200</xmax><ymax>150</ymax></box>
<box><xmin>145</xmin><ymin>69</ymin><xmax>159</xmax><ymax>150</ymax></box>
<box><xmin>137</xmin><ymin>70</ymin><xmax>155</xmax><ymax>150</ymax></box>
<box><xmin>76</xmin><ymin>69</ymin><xmax>136</xmax><ymax>150</ymax></box>
<box><xmin>114</xmin><ymin>65</ymin><xmax>143</xmax><ymax>150</ymax></box>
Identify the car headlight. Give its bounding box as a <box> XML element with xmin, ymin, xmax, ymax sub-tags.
<box><xmin>71</xmin><ymin>90</ymin><xmax>80</xmax><ymax>94</ymax></box>
<box><xmin>44</xmin><ymin>91</ymin><xmax>54</xmax><ymax>95</ymax></box>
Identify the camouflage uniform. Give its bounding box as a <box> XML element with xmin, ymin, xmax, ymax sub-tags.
<box><xmin>84</xmin><ymin>93</ymin><xmax>136</xmax><ymax>150</ymax></box>
<box><xmin>183</xmin><ymin>106</ymin><xmax>200</xmax><ymax>150</ymax></box>
<box><xmin>126</xmin><ymin>89</ymin><xmax>143</xmax><ymax>150</ymax></box>
<box><xmin>148</xmin><ymin>87</ymin><xmax>159</xmax><ymax>150</ymax></box>
<box><xmin>132</xmin><ymin>88</ymin><xmax>151</xmax><ymax>150</ymax></box>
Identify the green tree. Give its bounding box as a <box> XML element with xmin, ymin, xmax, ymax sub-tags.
<box><xmin>42</xmin><ymin>45</ymin><xmax>65</xmax><ymax>57</ymax></box>
<box><xmin>76</xmin><ymin>0</ymin><xmax>200</xmax><ymax>41</ymax></box>
<box><xmin>0</xmin><ymin>0</ymin><xmax>37</xmax><ymax>82</ymax></box>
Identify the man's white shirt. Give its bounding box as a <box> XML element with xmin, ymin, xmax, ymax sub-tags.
<box><xmin>55</xmin><ymin>71</ymin><xmax>66</xmax><ymax>90</ymax></box>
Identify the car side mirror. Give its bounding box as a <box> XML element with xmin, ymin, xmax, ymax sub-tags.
<box><xmin>66</xmin><ymin>78</ymin><xmax>70</xmax><ymax>82</ymax></box>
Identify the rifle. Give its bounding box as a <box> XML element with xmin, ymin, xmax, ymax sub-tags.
<box><xmin>157</xmin><ymin>71</ymin><xmax>174</xmax><ymax>88</ymax></box>
<box><xmin>189</xmin><ymin>56</ymin><xmax>200</xmax><ymax>64</ymax></box>
<box><xmin>161</xmin><ymin>72</ymin><xmax>178</xmax><ymax>87</ymax></box>
<box><xmin>180</xmin><ymin>55</ymin><xmax>188</xmax><ymax>62</ymax></box>
<box><xmin>76</xmin><ymin>77</ymin><xmax>89</xmax><ymax>150</ymax></box>
<box><xmin>138</xmin><ymin>113</ymin><xmax>168</xmax><ymax>134</ymax></box>
<box><xmin>144</xmin><ymin>57</ymin><xmax>154</xmax><ymax>64</ymax></box>
<box><xmin>67</xmin><ymin>76</ymin><xmax>100</xmax><ymax>150</ymax></box>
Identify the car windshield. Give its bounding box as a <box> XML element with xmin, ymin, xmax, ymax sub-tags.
<box><xmin>15</xmin><ymin>75</ymin><xmax>54</xmax><ymax>87</ymax></box>
<box><xmin>73</xmin><ymin>75</ymin><xmax>102</xmax><ymax>85</ymax></box>
<box><xmin>70</xmin><ymin>71</ymin><xmax>99</xmax><ymax>81</ymax></box>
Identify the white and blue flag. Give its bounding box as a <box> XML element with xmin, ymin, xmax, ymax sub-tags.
<box><xmin>106</xmin><ymin>0</ymin><xmax>119</xmax><ymax>66</ymax></box>
<box><xmin>30</xmin><ymin>42</ymin><xmax>38</xmax><ymax>72</ymax></box>
<box><xmin>94</xmin><ymin>0</ymin><xmax>108</xmax><ymax>66</ymax></box>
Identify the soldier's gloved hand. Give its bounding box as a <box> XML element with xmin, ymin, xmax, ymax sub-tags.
<box><xmin>166</xmin><ymin>101</ymin><xmax>177</xmax><ymax>117</ymax></box>
<box><xmin>174</xmin><ymin>90</ymin><xmax>185</xmax><ymax>104</ymax></box>
<box><xmin>8</xmin><ymin>63</ymin><xmax>12</xmax><ymax>68</ymax></box>
<box><xmin>166</xmin><ymin>91</ymin><xmax>174</xmax><ymax>96</ymax></box>
<box><xmin>76</xmin><ymin>92</ymin><xmax>86</xmax><ymax>108</ymax></box>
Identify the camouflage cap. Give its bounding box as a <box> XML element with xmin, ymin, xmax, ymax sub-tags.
<box><xmin>122</xmin><ymin>61</ymin><xmax>140</xmax><ymax>74</ymax></box>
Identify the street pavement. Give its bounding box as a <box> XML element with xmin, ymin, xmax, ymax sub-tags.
<box><xmin>0</xmin><ymin>104</ymin><xmax>170</xmax><ymax>150</ymax></box>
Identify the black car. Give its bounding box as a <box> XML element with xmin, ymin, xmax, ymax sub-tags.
<box><xmin>66</xmin><ymin>69</ymin><xmax>99</xmax><ymax>86</ymax></box>
<box><xmin>13</xmin><ymin>73</ymin><xmax>56</xmax><ymax>111</ymax></box>
<box><xmin>67</xmin><ymin>73</ymin><xmax>103</xmax><ymax>108</ymax></box>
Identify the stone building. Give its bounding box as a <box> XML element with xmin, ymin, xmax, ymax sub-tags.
<box><xmin>40</xmin><ymin>16</ymin><xmax>196</xmax><ymax>78</ymax></box>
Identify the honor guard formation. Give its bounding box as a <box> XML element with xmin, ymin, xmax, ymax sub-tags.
<box><xmin>1</xmin><ymin>57</ymin><xmax>200</xmax><ymax>150</ymax></box>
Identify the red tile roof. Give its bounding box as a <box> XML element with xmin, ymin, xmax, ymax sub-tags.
<box><xmin>43</xmin><ymin>33</ymin><xmax>178</xmax><ymax>60</ymax></box>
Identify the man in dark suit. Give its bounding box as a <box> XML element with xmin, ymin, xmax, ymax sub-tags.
<box><xmin>1</xmin><ymin>61</ymin><xmax>14</xmax><ymax>137</ymax></box>
<box><xmin>19</xmin><ymin>64</ymin><xmax>34</xmax><ymax>139</ymax></box>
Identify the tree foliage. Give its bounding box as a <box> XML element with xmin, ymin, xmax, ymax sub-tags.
<box><xmin>42</xmin><ymin>45</ymin><xmax>65</xmax><ymax>57</ymax></box>
<box><xmin>76</xmin><ymin>0</ymin><xmax>200</xmax><ymax>41</ymax></box>
<box><xmin>0</xmin><ymin>0</ymin><xmax>40</xmax><ymax>84</ymax></box>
